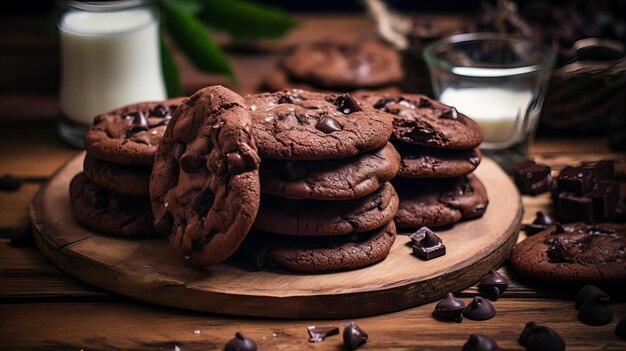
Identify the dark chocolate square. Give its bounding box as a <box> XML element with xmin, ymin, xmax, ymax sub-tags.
<box><xmin>512</xmin><ymin>160</ymin><xmax>553</xmax><ymax>195</ymax></box>
<box><xmin>557</xmin><ymin>166</ymin><xmax>595</xmax><ymax>195</ymax></box>
<box><xmin>587</xmin><ymin>180</ymin><xmax>619</xmax><ymax>221</ymax></box>
<box><xmin>581</xmin><ymin>160</ymin><xmax>614</xmax><ymax>181</ymax></box>
<box><xmin>412</xmin><ymin>243</ymin><xmax>446</xmax><ymax>260</ymax></box>
<box><xmin>557</xmin><ymin>192</ymin><xmax>594</xmax><ymax>223</ymax></box>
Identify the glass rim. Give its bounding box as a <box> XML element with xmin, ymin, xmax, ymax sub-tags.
<box><xmin>58</xmin><ymin>0</ymin><xmax>154</xmax><ymax>12</ymax></box>
<box><xmin>423</xmin><ymin>32</ymin><xmax>556</xmax><ymax>77</ymax></box>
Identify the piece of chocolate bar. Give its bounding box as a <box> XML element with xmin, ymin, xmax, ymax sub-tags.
<box><xmin>512</xmin><ymin>160</ymin><xmax>553</xmax><ymax>195</ymax></box>
<box><xmin>557</xmin><ymin>193</ymin><xmax>594</xmax><ymax>223</ymax></box>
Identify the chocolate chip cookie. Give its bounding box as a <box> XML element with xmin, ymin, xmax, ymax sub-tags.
<box><xmin>246</xmin><ymin>90</ymin><xmax>393</xmax><ymax>160</ymax></box>
<box><xmin>511</xmin><ymin>223</ymin><xmax>626</xmax><ymax>285</ymax></box>
<box><xmin>83</xmin><ymin>155</ymin><xmax>151</xmax><ymax>196</ymax></box>
<box><xmin>354</xmin><ymin>92</ymin><xmax>483</xmax><ymax>150</ymax></box>
<box><xmin>393</xmin><ymin>141</ymin><xmax>481</xmax><ymax>178</ymax></box>
<box><xmin>150</xmin><ymin>86</ymin><xmax>261</xmax><ymax>266</ymax></box>
<box><xmin>260</xmin><ymin>142</ymin><xmax>400</xmax><ymax>200</ymax></box>
<box><xmin>69</xmin><ymin>173</ymin><xmax>156</xmax><ymax>237</ymax></box>
<box><xmin>254</xmin><ymin>182</ymin><xmax>398</xmax><ymax>236</ymax></box>
<box><xmin>393</xmin><ymin>175</ymin><xmax>488</xmax><ymax>228</ymax></box>
<box><xmin>281</xmin><ymin>39</ymin><xmax>403</xmax><ymax>90</ymax></box>
<box><xmin>84</xmin><ymin>97</ymin><xmax>185</xmax><ymax>165</ymax></box>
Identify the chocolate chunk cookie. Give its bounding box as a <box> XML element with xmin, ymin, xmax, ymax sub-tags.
<box><xmin>393</xmin><ymin>175</ymin><xmax>488</xmax><ymax>228</ymax></box>
<box><xmin>511</xmin><ymin>223</ymin><xmax>626</xmax><ymax>285</ymax></box>
<box><xmin>150</xmin><ymin>86</ymin><xmax>261</xmax><ymax>266</ymax></box>
<box><xmin>85</xmin><ymin>97</ymin><xmax>185</xmax><ymax>165</ymax></box>
<box><xmin>260</xmin><ymin>143</ymin><xmax>400</xmax><ymax>200</ymax></box>
<box><xmin>393</xmin><ymin>141</ymin><xmax>481</xmax><ymax>178</ymax></box>
<box><xmin>69</xmin><ymin>173</ymin><xmax>156</xmax><ymax>237</ymax></box>
<box><xmin>281</xmin><ymin>39</ymin><xmax>403</xmax><ymax>90</ymax></box>
<box><xmin>83</xmin><ymin>155</ymin><xmax>151</xmax><ymax>196</ymax></box>
<box><xmin>254</xmin><ymin>182</ymin><xmax>399</xmax><ymax>236</ymax></box>
<box><xmin>267</xmin><ymin>221</ymin><xmax>397</xmax><ymax>272</ymax></box>
<box><xmin>246</xmin><ymin>89</ymin><xmax>394</xmax><ymax>160</ymax></box>
<box><xmin>354</xmin><ymin>92</ymin><xmax>483</xmax><ymax>150</ymax></box>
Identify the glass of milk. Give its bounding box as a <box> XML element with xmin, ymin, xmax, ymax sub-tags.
<box><xmin>57</xmin><ymin>0</ymin><xmax>167</xmax><ymax>147</ymax></box>
<box><xmin>423</xmin><ymin>33</ymin><xmax>555</xmax><ymax>169</ymax></box>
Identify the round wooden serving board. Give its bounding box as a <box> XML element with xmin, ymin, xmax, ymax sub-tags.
<box><xmin>31</xmin><ymin>153</ymin><xmax>521</xmax><ymax>319</ymax></box>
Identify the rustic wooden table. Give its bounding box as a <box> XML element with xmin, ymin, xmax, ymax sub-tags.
<box><xmin>1</xmin><ymin>14</ymin><xmax>625</xmax><ymax>351</ymax></box>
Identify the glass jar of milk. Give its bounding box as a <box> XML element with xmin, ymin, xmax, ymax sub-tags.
<box><xmin>58</xmin><ymin>0</ymin><xmax>167</xmax><ymax>147</ymax></box>
<box><xmin>423</xmin><ymin>33</ymin><xmax>555</xmax><ymax>170</ymax></box>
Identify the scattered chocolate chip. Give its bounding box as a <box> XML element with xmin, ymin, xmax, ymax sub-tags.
<box><xmin>9</xmin><ymin>226</ymin><xmax>34</xmax><ymax>247</ymax></box>
<box><xmin>173</xmin><ymin>143</ymin><xmax>185</xmax><ymax>162</ymax></box>
<box><xmin>0</xmin><ymin>174</ymin><xmax>22</xmax><ymax>192</ymax></box>
<box><xmin>278</xmin><ymin>94</ymin><xmax>300</xmax><ymax>104</ymax></box>
<box><xmin>512</xmin><ymin>160</ymin><xmax>553</xmax><ymax>195</ymax></box>
<box><xmin>463</xmin><ymin>297</ymin><xmax>496</xmax><ymax>321</ymax></box>
<box><xmin>316</xmin><ymin>117</ymin><xmax>343</xmax><ymax>133</ymax></box>
<box><xmin>342</xmin><ymin>322</ymin><xmax>368</xmax><ymax>350</ymax></box>
<box><xmin>227</xmin><ymin>152</ymin><xmax>252</xmax><ymax>175</ymax></box>
<box><xmin>150</xmin><ymin>104</ymin><xmax>170</xmax><ymax>117</ymax></box>
<box><xmin>616</xmin><ymin>317</ymin><xmax>626</xmax><ymax>340</ymax></box>
<box><xmin>557</xmin><ymin>166</ymin><xmax>594</xmax><ymax>195</ymax></box>
<box><xmin>433</xmin><ymin>292</ymin><xmax>466</xmax><ymax>322</ymax></box>
<box><xmin>461</xmin><ymin>334</ymin><xmax>502</xmax><ymax>351</ymax></box>
<box><xmin>373</xmin><ymin>97</ymin><xmax>394</xmax><ymax>109</ymax></box>
<box><xmin>557</xmin><ymin>192</ymin><xmax>593</xmax><ymax>223</ymax></box>
<box><xmin>154</xmin><ymin>211</ymin><xmax>173</xmax><ymax>236</ymax></box>
<box><xmin>418</xmin><ymin>97</ymin><xmax>433</xmax><ymax>107</ymax></box>
<box><xmin>180</xmin><ymin>153</ymin><xmax>204</xmax><ymax>173</ymax></box>
<box><xmin>468</xmin><ymin>154</ymin><xmax>480</xmax><ymax>166</ymax></box>
<box><xmin>578</xmin><ymin>293</ymin><xmax>613</xmax><ymax>326</ymax></box>
<box><xmin>411</xmin><ymin>227</ymin><xmax>445</xmax><ymax>260</ymax></box>
<box><xmin>334</xmin><ymin>93</ymin><xmax>363</xmax><ymax>114</ymax></box>
<box><xmin>440</xmin><ymin>107</ymin><xmax>458</xmax><ymax>120</ymax></box>
<box><xmin>224</xmin><ymin>332</ymin><xmax>257</xmax><ymax>351</ymax></box>
<box><xmin>519</xmin><ymin>322</ymin><xmax>565</xmax><ymax>351</ymax></box>
<box><xmin>280</xmin><ymin>161</ymin><xmax>308</xmax><ymax>181</ymax></box>
<box><xmin>576</xmin><ymin>285</ymin><xmax>609</xmax><ymax>310</ymax></box>
<box><xmin>307</xmin><ymin>326</ymin><xmax>339</xmax><ymax>343</ymax></box>
<box><xmin>523</xmin><ymin>211</ymin><xmax>555</xmax><ymax>235</ymax></box>
<box><xmin>126</xmin><ymin>111</ymin><xmax>150</xmax><ymax>137</ymax></box>
<box><xmin>478</xmin><ymin>269</ymin><xmax>509</xmax><ymax>300</ymax></box>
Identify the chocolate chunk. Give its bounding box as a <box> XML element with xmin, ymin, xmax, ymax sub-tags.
<box><xmin>523</xmin><ymin>211</ymin><xmax>555</xmax><ymax>235</ymax></box>
<box><xmin>153</xmin><ymin>211</ymin><xmax>173</xmax><ymax>236</ymax></box>
<box><xmin>334</xmin><ymin>93</ymin><xmax>363</xmax><ymax>114</ymax></box>
<box><xmin>307</xmin><ymin>326</ymin><xmax>339</xmax><ymax>343</ymax></box>
<box><xmin>150</xmin><ymin>104</ymin><xmax>170</xmax><ymax>117</ymax></box>
<box><xmin>557</xmin><ymin>166</ymin><xmax>594</xmax><ymax>194</ymax></box>
<box><xmin>616</xmin><ymin>317</ymin><xmax>626</xmax><ymax>340</ymax></box>
<box><xmin>280</xmin><ymin>161</ymin><xmax>308</xmax><ymax>181</ymax></box>
<box><xmin>546</xmin><ymin>240</ymin><xmax>577</xmax><ymax>263</ymax></box>
<box><xmin>440</xmin><ymin>107</ymin><xmax>458</xmax><ymax>120</ymax></box>
<box><xmin>579</xmin><ymin>293</ymin><xmax>613</xmax><ymax>326</ymax></box>
<box><xmin>278</xmin><ymin>94</ymin><xmax>300</xmax><ymax>104</ymax></box>
<box><xmin>587</xmin><ymin>180</ymin><xmax>619</xmax><ymax>221</ymax></box>
<box><xmin>9</xmin><ymin>226</ymin><xmax>34</xmax><ymax>247</ymax></box>
<box><xmin>224</xmin><ymin>332</ymin><xmax>257</xmax><ymax>351</ymax></box>
<box><xmin>512</xmin><ymin>160</ymin><xmax>553</xmax><ymax>195</ymax></box>
<box><xmin>0</xmin><ymin>174</ymin><xmax>22</xmax><ymax>192</ymax></box>
<box><xmin>409</xmin><ymin>226</ymin><xmax>431</xmax><ymax>243</ymax></box>
<box><xmin>519</xmin><ymin>322</ymin><xmax>565</xmax><ymax>351</ymax></box>
<box><xmin>315</xmin><ymin>117</ymin><xmax>343</xmax><ymax>133</ymax></box>
<box><xmin>126</xmin><ymin>111</ymin><xmax>150</xmax><ymax>137</ymax></box>
<box><xmin>433</xmin><ymin>292</ymin><xmax>466</xmax><ymax>322</ymax></box>
<box><xmin>418</xmin><ymin>97</ymin><xmax>433</xmax><ymax>107</ymax></box>
<box><xmin>227</xmin><ymin>152</ymin><xmax>253</xmax><ymax>175</ymax></box>
<box><xmin>463</xmin><ymin>297</ymin><xmax>496</xmax><ymax>320</ymax></box>
<box><xmin>342</xmin><ymin>322</ymin><xmax>368</xmax><ymax>350</ymax></box>
<box><xmin>557</xmin><ymin>192</ymin><xmax>593</xmax><ymax>223</ymax></box>
<box><xmin>478</xmin><ymin>269</ymin><xmax>509</xmax><ymax>300</ymax></box>
<box><xmin>462</xmin><ymin>334</ymin><xmax>502</xmax><ymax>351</ymax></box>
<box><xmin>412</xmin><ymin>227</ymin><xmax>445</xmax><ymax>260</ymax></box>
<box><xmin>173</xmin><ymin>143</ymin><xmax>185</xmax><ymax>162</ymax></box>
<box><xmin>576</xmin><ymin>285</ymin><xmax>610</xmax><ymax>310</ymax></box>
<box><xmin>581</xmin><ymin>160</ymin><xmax>614</xmax><ymax>181</ymax></box>
<box><xmin>180</xmin><ymin>153</ymin><xmax>204</xmax><ymax>173</ymax></box>
<box><xmin>373</xmin><ymin>97</ymin><xmax>394</xmax><ymax>109</ymax></box>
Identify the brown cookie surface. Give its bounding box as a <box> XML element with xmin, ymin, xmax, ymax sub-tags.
<box><xmin>393</xmin><ymin>175</ymin><xmax>488</xmax><ymax>229</ymax></box>
<box><xmin>246</xmin><ymin>89</ymin><xmax>393</xmax><ymax>160</ymax></box>
<box><xmin>150</xmin><ymin>86</ymin><xmax>261</xmax><ymax>266</ymax></box>
<box><xmin>84</xmin><ymin>97</ymin><xmax>185</xmax><ymax>165</ymax></box>
<box><xmin>254</xmin><ymin>182</ymin><xmax>399</xmax><ymax>236</ymax></box>
<box><xmin>393</xmin><ymin>141</ymin><xmax>481</xmax><ymax>178</ymax></box>
<box><xmin>260</xmin><ymin>142</ymin><xmax>400</xmax><ymax>200</ymax></box>
<box><xmin>69</xmin><ymin>173</ymin><xmax>156</xmax><ymax>237</ymax></box>
<box><xmin>83</xmin><ymin>155</ymin><xmax>151</xmax><ymax>196</ymax></box>
<box><xmin>511</xmin><ymin>223</ymin><xmax>626</xmax><ymax>285</ymax></box>
<box><xmin>354</xmin><ymin>92</ymin><xmax>483</xmax><ymax>150</ymax></box>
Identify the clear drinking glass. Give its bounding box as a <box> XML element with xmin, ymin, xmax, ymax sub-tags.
<box><xmin>423</xmin><ymin>33</ymin><xmax>555</xmax><ymax>170</ymax></box>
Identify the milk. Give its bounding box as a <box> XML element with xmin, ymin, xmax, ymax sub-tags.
<box><xmin>439</xmin><ymin>87</ymin><xmax>536</xmax><ymax>149</ymax></box>
<box><xmin>59</xmin><ymin>7</ymin><xmax>166</xmax><ymax>125</ymax></box>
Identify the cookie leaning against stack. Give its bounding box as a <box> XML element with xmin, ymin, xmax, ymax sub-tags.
<box><xmin>354</xmin><ymin>92</ymin><xmax>489</xmax><ymax>229</ymax></box>
<box><xmin>245</xmin><ymin>89</ymin><xmax>400</xmax><ymax>272</ymax></box>
<box><xmin>70</xmin><ymin>98</ymin><xmax>184</xmax><ymax>237</ymax></box>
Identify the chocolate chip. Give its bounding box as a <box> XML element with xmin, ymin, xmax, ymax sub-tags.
<box><xmin>150</xmin><ymin>104</ymin><xmax>170</xmax><ymax>117</ymax></box>
<box><xmin>463</xmin><ymin>297</ymin><xmax>496</xmax><ymax>320</ymax></box>
<box><xmin>440</xmin><ymin>107</ymin><xmax>458</xmax><ymax>120</ymax></box>
<box><xmin>554</xmin><ymin>223</ymin><xmax>566</xmax><ymax>234</ymax></box>
<box><xmin>519</xmin><ymin>322</ymin><xmax>565</xmax><ymax>351</ymax></box>
<box><xmin>173</xmin><ymin>143</ymin><xmax>185</xmax><ymax>162</ymax></box>
<box><xmin>433</xmin><ymin>292</ymin><xmax>466</xmax><ymax>322</ymax></box>
<box><xmin>0</xmin><ymin>174</ymin><xmax>22</xmax><ymax>192</ymax></box>
<box><xmin>9</xmin><ymin>226</ymin><xmax>34</xmax><ymax>247</ymax></box>
<box><xmin>576</xmin><ymin>285</ymin><xmax>609</xmax><ymax>310</ymax></box>
<box><xmin>474</xmin><ymin>203</ymin><xmax>486</xmax><ymax>213</ymax></box>
<box><xmin>468</xmin><ymin>154</ymin><xmax>480</xmax><ymax>166</ymax></box>
<box><xmin>373</xmin><ymin>97</ymin><xmax>395</xmax><ymax>109</ymax></box>
<box><xmin>418</xmin><ymin>97</ymin><xmax>433</xmax><ymax>107</ymax></box>
<box><xmin>227</xmin><ymin>152</ymin><xmax>253</xmax><ymax>175</ymax></box>
<box><xmin>512</xmin><ymin>160</ymin><xmax>553</xmax><ymax>195</ymax></box>
<box><xmin>125</xmin><ymin>111</ymin><xmax>150</xmax><ymax>137</ymax></box>
<box><xmin>307</xmin><ymin>326</ymin><xmax>339</xmax><ymax>343</ymax></box>
<box><xmin>281</xmin><ymin>161</ymin><xmax>308</xmax><ymax>181</ymax></box>
<box><xmin>412</xmin><ymin>227</ymin><xmax>445</xmax><ymax>260</ymax></box>
<box><xmin>224</xmin><ymin>332</ymin><xmax>257</xmax><ymax>351</ymax></box>
<box><xmin>316</xmin><ymin>117</ymin><xmax>343</xmax><ymax>133</ymax></box>
<box><xmin>334</xmin><ymin>93</ymin><xmax>363</xmax><ymax>114</ymax></box>
<box><xmin>153</xmin><ymin>211</ymin><xmax>173</xmax><ymax>236</ymax></box>
<box><xmin>278</xmin><ymin>94</ymin><xmax>300</xmax><ymax>104</ymax></box>
<box><xmin>578</xmin><ymin>293</ymin><xmax>613</xmax><ymax>326</ymax></box>
<box><xmin>546</xmin><ymin>241</ymin><xmax>577</xmax><ymax>263</ymax></box>
<box><xmin>342</xmin><ymin>322</ymin><xmax>368</xmax><ymax>350</ymax></box>
<box><xmin>533</xmin><ymin>211</ymin><xmax>554</xmax><ymax>226</ymax></box>
<box><xmin>180</xmin><ymin>153</ymin><xmax>204</xmax><ymax>173</ymax></box>
<box><xmin>478</xmin><ymin>269</ymin><xmax>509</xmax><ymax>300</ymax></box>
<box><xmin>616</xmin><ymin>317</ymin><xmax>626</xmax><ymax>340</ymax></box>
<box><xmin>461</xmin><ymin>334</ymin><xmax>501</xmax><ymax>351</ymax></box>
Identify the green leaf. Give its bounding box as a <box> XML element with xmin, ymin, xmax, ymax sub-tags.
<box><xmin>160</xmin><ymin>34</ymin><xmax>183</xmax><ymax>97</ymax></box>
<box><xmin>160</xmin><ymin>0</ymin><xmax>236</xmax><ymax>81</ymax></box>
<box><xmin>197</xmin><ymin>0</ymin><xmax>295</xmax><ymax>41</ymax></box>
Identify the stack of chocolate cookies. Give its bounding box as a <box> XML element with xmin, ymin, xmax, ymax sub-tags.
<box><xmin>70</xmin><ymin>98</ymin><xmax>183</xmax><ymax>237</ymax></box>
<box><xmin>354</xmin><ymin>91</ymin><xmax>489</xmax><ymax>229</ymax></box>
